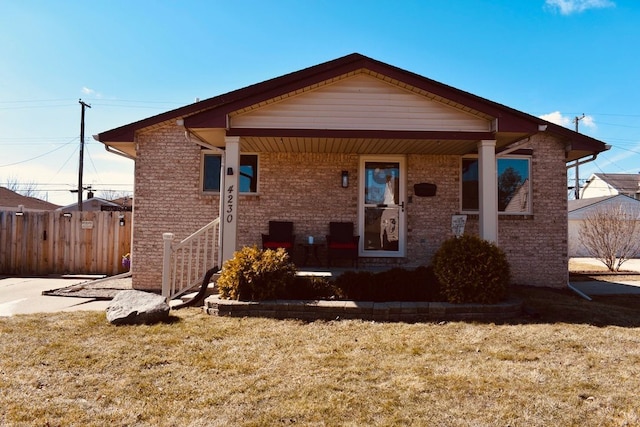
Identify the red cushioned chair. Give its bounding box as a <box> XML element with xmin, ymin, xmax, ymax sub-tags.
<box><xmin>261</xmin><ymin>221</ymin><xmax>295</xmax><ymax>254</ymax></box>
<box><xmin>326</xmin><ymin>222</ymin><xmax>359</xmax><ymax>268</ymax></box>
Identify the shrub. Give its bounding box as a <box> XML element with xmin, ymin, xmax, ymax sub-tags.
<box><xmin>217</xmin><ymin>246</ymin><xmax>296</xmax><ymax>301</ymax></box>
<box><xmin>432</xmin><ymin>235</ymin><xmax>510</xmax><ymax>304</ymax></box>
<box><xmin>332</xmin><ymin>267</ymin><xmax>442</xmax><ymax>302</ymax></box>
<box><xmin>285</xmin><ymin>275</ymin><xmax>342</xmax><ymax>300</ymax></box>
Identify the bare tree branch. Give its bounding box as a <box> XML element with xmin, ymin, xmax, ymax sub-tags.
<box><xmin>578</xmin><ymin>203</ymin><xmax>640</xmax><ymax>271</ymax></box>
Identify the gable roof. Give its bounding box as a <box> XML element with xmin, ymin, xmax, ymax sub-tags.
<box><xmin>0</xmin><ymin>187</ymin><xmax>61</xmax><ymax>211</ymax></box>
<box><xmin>56</xmin><ymin>197</ymin><xmax>122</xmax><ymax>212</ymax></box>
<box><xmin>590</xmin><ymin>173</ymin><xmax>640</xmax><ymax>195</ymax></box>
<box><xmin>568</xmin><ymin>194</ymin><xmax>640</xmax><ymax>217</ymax></box>
<box><xmin>96</xmin><ymin>53</ymin><xmax>608</xmax><ymax>162</ymax></box>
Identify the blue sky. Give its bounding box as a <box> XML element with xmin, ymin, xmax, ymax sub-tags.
<box><xmin>1</xmin><ymin>0</ymin><xmax>638</xmax><ymax>205</ymax></box>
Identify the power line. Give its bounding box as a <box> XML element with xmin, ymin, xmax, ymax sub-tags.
<box><xmin>0</xmin><ymin>137</ymin><xmax>78</xmax><ymax>167</ymax></box>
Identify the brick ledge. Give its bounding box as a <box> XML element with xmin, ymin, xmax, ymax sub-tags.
<box><xmin>203</xmin><ymin>296</ymin><xmax>523</xmax><ymax>322</ymax></box>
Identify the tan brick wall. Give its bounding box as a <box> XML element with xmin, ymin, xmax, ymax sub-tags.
<box><xmin>497</xmin><ymin>134</ymin><xmax>569</xmax><ymax>287</ymax></box>
<box><xmin>131</xmin><ymin>124</ymin><xmax>220</xmax><ymax>290</ymax></box>
<box><xmin>405</xmin><ymin>154</ymin><xmax>461</xmax><ymax>266</ymax></box>
<box><xmin>130</xmin><ymin>124</ymin><xmax>569</xmax><ymax>290</ymax></box>
<box><xmin>463</xmin><ymin>134</ymin><xmax>569</xmax><ymax>287</ymax></box>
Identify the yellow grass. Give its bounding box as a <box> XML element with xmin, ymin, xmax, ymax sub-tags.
<box><xmin>1</xmin><ymin>287</ymin><xmax>639</xmax><ymax>426</ymax></box>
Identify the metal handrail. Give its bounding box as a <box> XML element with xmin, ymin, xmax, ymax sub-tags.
<box><xmin>162</xmin><ymin>218</ymin><xmax>220</xmax><ymax>301</ymax></box>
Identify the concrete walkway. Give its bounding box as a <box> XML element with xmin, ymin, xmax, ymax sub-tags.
<box><xmin>0</xmin><ymin>277</ymin><xmax>112</xmax><ymax>317</ymax></box>
<box><xmin>569</xmin><ymin>257</ymin><xmax>640</xmax><ymax>296</ymax></box>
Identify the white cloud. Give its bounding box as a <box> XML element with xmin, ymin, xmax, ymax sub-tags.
<box><xmin>81</xmin><ymin>87</ymin><xmax>102</xmax><ymax>98</ymax></box>
<box><xmin>544</xmin><ymin>0</ymin><xmax>615</xmax><ymax>15</ymax></box>
<box><xmin>539</xmin><ymin>111</ymin><xmax>596</xmax><ymax>130</ymax></box>
<box><xmin>539</xmin><ymin>111</ymin><xmax>571</xmax><ymax>127</ymax></box>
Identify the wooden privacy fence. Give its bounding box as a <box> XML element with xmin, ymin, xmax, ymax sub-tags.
<box><xmin>0</xmin><ymin>210</ymin><xmax>132</xmax><ymax>276</ymax></box>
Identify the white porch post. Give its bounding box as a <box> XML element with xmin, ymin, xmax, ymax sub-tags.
<box><xmin>220</xmin><ymin>136</ymin><xmax>240</xmax><ymax>264</ymax></box>
<box><xmin>478</xmin><ymin>139</ymin><xmax>498</xmax><ymax>243</ymax></box>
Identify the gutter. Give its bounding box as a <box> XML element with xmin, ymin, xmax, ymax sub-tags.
<box><xmin>92</xmin><ymin>135</ymin><xmax>136</xmax><ymax>161</ymax></box>
<box><xmin>176</xmin><ymin>119</ymin><xmax>225</xmax><ymax>154</ymax></box>
<box><xmin>565</xmin><ymin>144</ymin><xmax>612</xmax><ymax>170</ymax></box>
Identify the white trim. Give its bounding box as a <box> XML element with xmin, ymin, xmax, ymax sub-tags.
<box><xmin>200</xmin><ymin>150</ymin><xmax>260</xmax><ymax>195</ymax></box>
<box><xmin>221</xmin><ymin>137</ymin><xmax>240</xmax><ymax>264</ymax></box>
<box><xmin>478</xmin><ymin>140</ymin><xmax>498</xmax><ymax>243</ymax></box>
<box><xmin>460</xmin><ymin>155</ymin><xmax>532</xmax><ymax>216</ymax></box>
<box><xmin>358</xmin><ymin>155</ymin><xmax>407</xmax><ymax>258</ymax></box>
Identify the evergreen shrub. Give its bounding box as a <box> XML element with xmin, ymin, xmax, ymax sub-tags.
<box><xmin>432</xmin><ymin>235</ymin><xmax>510</xmax><ymax>304</ymax></box>
<box><xmin>217</xmin><ymin>246</ymin><xmax>296</xmax><ymax>301</ymax></box>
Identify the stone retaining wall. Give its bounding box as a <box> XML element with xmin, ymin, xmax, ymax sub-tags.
<box><xmin>204</xmin><ymin>296</ymin><xmax>523</xmax><ymax>322</ymax></box>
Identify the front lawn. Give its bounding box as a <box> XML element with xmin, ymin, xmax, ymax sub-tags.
<box><xmin>0</xmin><ymin>286</ymin><xmax>639</xmax><ymax>426</ymax></box>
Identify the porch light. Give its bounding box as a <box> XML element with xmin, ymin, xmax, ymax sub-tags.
<box><xmin>341</xmin><ymin>170</ymin><xmax>349</xmax><ymax>188</ymax></box>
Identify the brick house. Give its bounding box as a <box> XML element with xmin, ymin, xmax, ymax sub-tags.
<box><xmin>96</xmin><ymin>53</ymin><xmax>608</xmax><ymax>291</ymax></box>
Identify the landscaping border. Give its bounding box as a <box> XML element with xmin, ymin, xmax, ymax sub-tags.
<box><xmin>204</xmin><ymin>296</ymin><xmax>523</xmax><ymax>322</ymax></box>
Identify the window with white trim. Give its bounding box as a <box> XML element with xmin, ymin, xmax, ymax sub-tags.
<box><xmin>202</xmin><ymin>152</ymin><xmax>258</xmax><ymax>193</ymax></box>
<box><xmin>461</xmin><ymin>156</ymin><xmax>531</xmax><ymax>214</ymax></box>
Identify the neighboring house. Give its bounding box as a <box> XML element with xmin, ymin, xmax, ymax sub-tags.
<box><xmin>568</xmin><ymin>194</ymin><xmax>640</xmax><ymax>257</ymax></box>
<box><xmin>0</xmin><ymin>187</ymin><xmax>60</xmax><ymax>212</ymax></box>
<box><xmin>581</xmin><ymin>173</ymin><xmax>640</xmax><ymax>200</ymax></box>
<box><xmin>108</xmin><ymin>196</ymin><xmax>133</xmax><ymax>211</ymax></box>
<box><xmin>57</xmin><ymin>196</ymin><xmax>124</xmax><ymax>213</ymax></box>
<box><xmin>96</xmin><ymin>53</ymin><xmax>608</xmax><ymax>291</ymax></box>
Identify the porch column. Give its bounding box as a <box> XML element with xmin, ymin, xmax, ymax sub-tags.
<box><xmin>220</xmin><ymin>136</ymin><xmax>240</xmax><ymax>264</ymax></box>
<box><xmin>478</xmin><ymin>139</ymin><xmax>498</xmax><ymax>243</ymax></box>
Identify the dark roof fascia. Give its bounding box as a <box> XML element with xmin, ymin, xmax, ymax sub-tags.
<box><xmin>96</xmin><ymin>53</ymin><xmax>608</xmax><ymax>157</ymax></box>
<box><xmin>184</xmin><ymin>53</ymin><xmax>543</xmax><ymax>133</ymax></box>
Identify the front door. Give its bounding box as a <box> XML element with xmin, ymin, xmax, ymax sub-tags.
<box><xmin>359</xmin><ymin>156</ymin><xmax>406</xmax><ymax>257</ymax></box>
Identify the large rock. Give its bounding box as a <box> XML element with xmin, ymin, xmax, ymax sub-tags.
<box><xmin>106</xmin><ymin>290</ymin><xmax>170</xmax><ymax>325</ymax></box>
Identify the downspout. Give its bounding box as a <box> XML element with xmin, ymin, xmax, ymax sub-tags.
<box><xmin>92</xmin><ymin>135</ymin><xmax>136</xmax><ymax>160</ymax></box>
<box><xmin>565</xmin><ymin>144</ymin><xmax>611</xmax><ymax>170</ymax></box>
<box><xmin>568</xmin><ymin>282</ymin><xmax>592</xmax><ymax>301</ymax></box>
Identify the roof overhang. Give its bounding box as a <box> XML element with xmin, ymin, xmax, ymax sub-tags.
<box><xmin>96</xmin><ymin>53</ymin><xmax>609</xmax><ymax>162</ymax></box>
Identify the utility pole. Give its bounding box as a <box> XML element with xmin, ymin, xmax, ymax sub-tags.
<box><xmin>78</xmin><ymin>99</ymin><xmax>91</xmax><ymax>211</ymax></box>
<box><xmin>573</xmin><ymin>113</ymin><xmax>585</xmax><ymax>200</ymax></box>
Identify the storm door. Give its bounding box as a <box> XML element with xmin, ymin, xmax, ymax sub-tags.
<box><xmin>359</xmin><ymin>156</ymin><xmax>406</xmax><ymax>257</ymax></box>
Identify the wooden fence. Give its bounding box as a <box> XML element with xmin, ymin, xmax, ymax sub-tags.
<box><xmin>0</xmin><ymin>210</ymin><xmax>132</xmax><ymax>276</ymax></box>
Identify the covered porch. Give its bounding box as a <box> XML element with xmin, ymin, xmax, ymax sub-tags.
<box><xmin>96</xmin><ymin>53</ymin><xmax>609</xmax><ymax>294</ymax></box>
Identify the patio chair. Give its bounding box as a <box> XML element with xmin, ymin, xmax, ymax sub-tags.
<box><xmin>261</xmin><ymin>221</ymin><xmax>295</xmax><ymax>254</ymax></box>
<box><xmin>326</xmin><ymin>221</ymin><xmax>359</xmax><ymax>268</ymax></box>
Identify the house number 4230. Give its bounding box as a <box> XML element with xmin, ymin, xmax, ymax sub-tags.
<box><xmin>226</xmin><ymin>185</ymin><xmax>235</xmax><ymax>223</ymax></box>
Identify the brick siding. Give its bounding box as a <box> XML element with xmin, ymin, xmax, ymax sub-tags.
<box><xmin>131</xmin><ymin>124</ymin><xmax>568</xmax><ymax>290</ymax></box>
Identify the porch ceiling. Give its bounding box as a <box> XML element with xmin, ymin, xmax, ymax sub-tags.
<box><xmin>189</xmin><ymin>129</ymin><xmax>529</xmax><ymax>155</ymax></box>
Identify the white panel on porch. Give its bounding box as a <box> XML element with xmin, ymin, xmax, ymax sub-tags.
<box><xmin>230</xmin><ymin>74</ymin><xmax>490</xmax><ymax>132</ymax></box>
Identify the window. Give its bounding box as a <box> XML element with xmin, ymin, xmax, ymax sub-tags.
<box><xmin>461</xmin><ymin>156</ymin><xmax>531</xmax><ymax>214</ymax></box>
<box><xmin>202</xmin><ymin>152</ymin><xmax>258</xmax><ymax>193</ymax></box>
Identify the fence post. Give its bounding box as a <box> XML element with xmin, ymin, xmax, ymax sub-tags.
<box><xmin>161</xmin><ymin>233</ymin><xmax>174</xmax><ymax>302</ymax></box>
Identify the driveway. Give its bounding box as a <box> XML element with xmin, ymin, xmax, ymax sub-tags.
<box><xmin>569</xmin><ymin>257</ymin><xmax>640</xmax><ymax>296</ymax></box>
<box><xmin>0</xmin><ymin>276</ymin><xmax>112</xmax><ymax>317</ymax></box>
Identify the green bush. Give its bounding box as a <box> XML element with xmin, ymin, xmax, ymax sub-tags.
<box><xmin>217</xmin><ymin>246</ymin><xmax>296</xmax><ymax>301</ymax></box>
<box><xmin>432</xmin><ymin>235</ymin><xmax>510</xmax><ymax>304</ymax></box>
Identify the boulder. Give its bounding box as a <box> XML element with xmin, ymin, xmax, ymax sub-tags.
<box><xmin>106</xmin><ymin>290</ymin><xmax>170</xmax><ymax>325</ymax></box>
